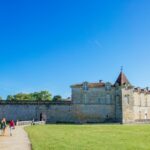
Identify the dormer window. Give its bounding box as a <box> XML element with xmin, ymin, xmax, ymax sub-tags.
<box><xmin>105</xmin><ymin>82</ymin><xmax>111</xmax><ymax>91</ymax></box>
<box><xmin>125</xmin><ymin>83</ymin><xmax>129</xmax><ymax>89</ymax></box>
<box><xmin>82</xmin><ymin>82</ymin><xmax>88</xmax><ymax>91</ymax></box>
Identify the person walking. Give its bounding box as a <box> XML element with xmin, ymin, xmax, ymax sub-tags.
<box><xmin>0</xmin><ymin>120</ymin><xmax>1</xmax><ymax>135</ymax></box>
<box><xmin>9</xmin><ymin>120</ymin><xmax>15</xmax><ymax>136</ymax></box>
<box><xmin>1</xmin><ymin>118</ymin><xmax>7</xmax><ymax>136</ymax></box>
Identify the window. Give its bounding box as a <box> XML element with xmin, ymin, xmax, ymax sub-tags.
<box><xmin>105</xmin><ymin>82</ymin><xmax>111</xmax><ymax>91</ymax></box>
<box><xmin>82</xmin><ymin>82</ymin><xmax>88</xmax><ymax>91</ymax></box>
<box><xmin>139</xmin><ymin>95</ymin><xmax>141</xmax><ymax>106</ymax></box>
<box><xmin>106</xmin><ymin>94</ymin><xmax>111</xmax><ymax>104</ymax></box>
<box><xmin>116</xmin><ymin>96</ymin><xmax>120</xmax><ymax>104</ymax></box>
<box><xmin>124</xmin><ymin>95</ymin><xmax>129</xmax><ymax>104</ymax></box>
<box><xmin>98</xmin><ymin>97</ymin><xmax>105</xmax><ymax>104</ymax></box>
<box><xmin>145</xmin><ymin>97</ymin><xmax>147</xmax><ymax>107</ymax></box>
<box><xmin>98</xmin><ymin>98</ymin><xmax>101</xmax><ymax>104</ymax></box>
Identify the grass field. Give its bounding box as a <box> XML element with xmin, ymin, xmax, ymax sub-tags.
<box><xmin>25</xmin><ymin>124</ymin><xmax>150</xmax><ymax>150</ymax></box>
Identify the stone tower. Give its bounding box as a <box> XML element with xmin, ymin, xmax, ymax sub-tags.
<box><xmin>114</xmin><ymin>70</ymin><xmax>132</xmax><ymax>123</ymax></box>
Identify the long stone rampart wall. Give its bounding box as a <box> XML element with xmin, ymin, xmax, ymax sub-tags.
<box><xmin>0</xmin><ymin>101</ymin><xmax>116</xmax><ymax>123</ymax></box>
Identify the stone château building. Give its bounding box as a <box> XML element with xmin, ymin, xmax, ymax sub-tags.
<box><xmin>71</xmin><ymin>71</ymin><xmax>150</xmax><ymax>123</ymax></box>
<box><xmin>0</xmin><ymin>70</ymin><xmax>150</xmax><ymax>124</ymax></box>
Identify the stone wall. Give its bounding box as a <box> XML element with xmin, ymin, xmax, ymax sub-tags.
<box><xmin>1</xmin><ymin>87</ymin><xmax>150</xmax><ymax>124</ymax></box>
<box><xmin>0</xmin><ymin>101</ymin><xmax>116</xmax><ymax>123</ymax></box>
<box><xmin>0</xmin><ymin>101</ymin><xmax>73</xmax><ymax>123</ymax></box>
<box><xmin>0</xmin><ymin>104</ymin><xmax>37</xmax><ymax>121</ymax></box>
<box><xmin>72</xmin><ymin>87</ymin><xmax>116</xmax><ymax>105</ymax></box>
<box><xmin>133</xmin><ymin>91</ymin><xmax>150</xmax><ymax>122</ymax></box>
<box><xmin>122</xmin><ymin>88</ymin><xmax>134</xmax><ymax>123</ymax></box>
<box><xmin>72</xmin><ymin>104</ymin><xmax>115</xmax><ymax>123</ymax></box>
<box><xmin>122</xmin><ymin>88</ymin><xmax>150</xmax><ymax>123</ymax></box>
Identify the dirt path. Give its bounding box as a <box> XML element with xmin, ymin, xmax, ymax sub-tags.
<box><xmin>0</xmin><ymin>126</ymin><xmax>31</xmax><ymax>150</ymax></box>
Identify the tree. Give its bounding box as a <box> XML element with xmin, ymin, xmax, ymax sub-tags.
<box><xmin>6</xmin><ymin>91</ymin><xmax>52</xmax><ymax>101</ymax></box>
<box><xmin>30</xmin><ymin>92</ymin><xmax>39</xmax><ymax>100</ymax></box>
<box><xmin>7</xmin><ymin>95</ymin><xmax>15</xmax><ymax>101</ymax></box>
<box><xmin>37</xmin><ymin>91</ymin><xmax>52</xmax><ymax>101</ymax></box>
<box><xmin>0</xmin><ymin>96</ymin><xmax>3</xmax><ymax>100</ymax></box>
<box><xmin>52</xmin><ymin>95</ymin><xmax>62</xmax><ymax>101</ymax></box>
<box><xmin>14</xmin><ymin>93</ymin><xmax>31</xmax><ymax>100</ymax></box>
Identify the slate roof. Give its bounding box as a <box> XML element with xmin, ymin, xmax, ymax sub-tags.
<box><xmin>115</xmin><ymin>71</ymin><xmax>130</xmax><ymax>86</ymax></box>
<box><xmin>71</xmin><ymin>71</ymin><xmax>150</xmax><ymax>93</ymax></box>
<box><xmin>71</xmin><ymin>82</ymin><xmax>105</xmax><ymax>88</ymax></box>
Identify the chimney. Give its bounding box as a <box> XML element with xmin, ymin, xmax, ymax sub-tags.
<box><xmin>99</xmin><ymin>80</ymin><xmax>102</xmax><ymax>83</ymax></box>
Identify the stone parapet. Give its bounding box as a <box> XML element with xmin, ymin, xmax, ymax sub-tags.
<box><xmin>0</xmin><ymin>100</ymin><xmax>73</xmax><ymax>105</ymax></box>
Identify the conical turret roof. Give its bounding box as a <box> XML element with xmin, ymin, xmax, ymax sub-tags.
<box><xmin>115</xmin><ymin>71</ymin><xmax>130</xmax><ymax>86</ymax></box>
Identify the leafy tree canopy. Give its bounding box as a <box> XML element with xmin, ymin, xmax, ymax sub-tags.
<box><xmin>7</xmin><ymin>95</ymin><xmax>15</xmax><ymax>101</ymax></box>
<box><xmin>6</xmin><ymin>91</ymin><xmax>52</xmax><ymax>101</ymax></box>
<box><xmin>52</xmin><ymin>95</ymin><xmax>62</xmax><ymax>101</ymax></box>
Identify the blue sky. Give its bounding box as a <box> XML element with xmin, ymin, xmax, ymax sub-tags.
<box><xmin>0</xmin><ymin>0</ymin><xmax>150</xmax><ymax>99</ymax></box>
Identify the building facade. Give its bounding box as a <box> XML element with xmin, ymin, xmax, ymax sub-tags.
<box><xmin>0</xmin><ymin>71</ymin><xmax>150</xmax><ymax>124</ymax></box>
<box><xmin>71</xmin><ymin>71</ymin><xmax>150</xmax><ymax>123</ymax></box>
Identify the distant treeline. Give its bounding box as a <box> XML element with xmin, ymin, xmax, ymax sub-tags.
<box><xmin>0</xmin><ymin>91</ymin><xmax>63</xmax><ymax>101</ymax></box>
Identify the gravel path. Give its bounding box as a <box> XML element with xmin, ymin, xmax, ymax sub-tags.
<box><xmin>0</xmin><ymin>126</ymin><xmax>31</xmax><ymax>150</ymax></box>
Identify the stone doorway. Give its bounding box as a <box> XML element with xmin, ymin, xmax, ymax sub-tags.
<box><xmin>145</xmin><ymin>113</ymin><xmax>147</xmax><ymax>119</ymax></box>
<box><xmin>40</xmin><ymin>112</ymin><xmax>47</xmax><ymax>121</ymax></box>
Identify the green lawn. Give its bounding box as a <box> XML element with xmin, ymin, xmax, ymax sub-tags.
<box><xmin>25</xmin><ymin>124</ymin><xmax>150</xmax><ymax>150</ymax></box>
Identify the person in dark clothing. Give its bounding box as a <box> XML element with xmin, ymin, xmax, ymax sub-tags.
<box><xmin>1</xmin><ymin>118</ymin><xmax>7</xmax><ymax>136</ymax></box>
